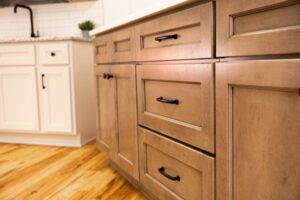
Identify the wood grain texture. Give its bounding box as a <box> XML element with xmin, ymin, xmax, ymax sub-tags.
<box><xmin>216</xmin><ymin>59</ymin><xmax>300</xmax><ymax>200</ymax></box>
<box><xmin>0</xmin><ymin>141</ymin><xmax>146</xmax><ymax>200</ymax></box>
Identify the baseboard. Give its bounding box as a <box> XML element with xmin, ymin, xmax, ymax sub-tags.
<box><xmin>0</xmin><ymin>132</ymin><xmax>82</xmax><ymax>147</ymax></box>
<box><xmin>80</xmin><ymin>135</ymin><xmax>96</xmax><ymax>146</ymax></box>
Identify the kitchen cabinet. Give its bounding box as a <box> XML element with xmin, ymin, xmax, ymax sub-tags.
<box><xmin>0</xmin><ymin>67</ymin><xmax>39</xmax><ymax>131</ymax></box>
<box><xmin>0</xmin><ymin>40</ymin><xmax>96</xmax><ymax>147</ymax></box>
<box><xmin>216</xmin><ymin>60</ymin><xmax>300</xmax><ymax>200</ymax></box>
<box><xmin>38</xmin><ymin>67</ymin><xmax>72</xmax><ymax>133</ymax></box>
<box><xmin>95</xmin><ymin>64</ymin><xmax>139</xmax><ymax>180</ymax></box>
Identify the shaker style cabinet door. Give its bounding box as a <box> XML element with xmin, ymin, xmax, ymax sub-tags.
<box><xmin>217</xmin><ymin>0</ymin><xmax>300</xmax><ymax>56</ymax></box>
<box><xmin>38</xmin><ymin>67</ymin><xmax>73</xmax><ymax>133</ymax></box>
<box><xmin>0</xmin><ymin>67</ymin><xmax>39</xmax><ymax>131</ymax></box>
<box><xmin>216</xmin><ymin>60</ymin><xmax>300</xmax><ymax>200</ymax></box>
<box><xmin>95</xmin><ymin>65</ymin><xmax>139</xmax><ymax>180</ymax></box>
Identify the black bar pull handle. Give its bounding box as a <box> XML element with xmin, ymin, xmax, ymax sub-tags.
<box><xmin>41</xmin><ymin>74</ymin><xmax>46</xmax><ymax>89</ymax></box>
<box><xmin>158</xmin><ymin>167</ymin><xmax>180</xmax><ymax>182</ymax></box>
<box><xmin>156</xmin><ymin>96</ymin><xmax>179</xmax><ymax>105</ymax></box>
<box><xmin>155</xmin><ymin>34</ymin><xmax>178</xmax><ymax>42</ymax></box>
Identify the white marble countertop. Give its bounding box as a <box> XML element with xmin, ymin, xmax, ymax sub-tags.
<box><xmin>90</xmin><ymin>0</ymin><xmax>191</xmax><ymax>36</ymax></box>
<box><xmin>0</xmin><ymin>36</ymin><xmax>92</xmax><ymax>44</ymax></box>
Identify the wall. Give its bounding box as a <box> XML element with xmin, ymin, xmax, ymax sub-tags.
<box><xmin>0</xmin><ymin>0</ymin><xmax>103</xmax><ymax>38</ymax></box>
<box><xmin>102</xmin><ymin>0</ymin><xmax>162</xmax><ymax>24</ymax></box>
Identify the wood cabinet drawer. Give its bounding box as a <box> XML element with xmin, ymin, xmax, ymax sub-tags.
<box><xmin>139</xmin><ymin>128</ymin><xmax>214</xmax><ymax>200</ymax></box>
<box><xmin>137</xmin><ymin>64</ymin><xmax>214</xmax><ymax>153</ymax></box>
<box><xmin>38</xmin><ymin>43</ymin><xmax>69</xmax><ymax>65</ymax></box>
<box><xmin>0</xmin><ymin>44</ymin><xmax>35</xmax><ymax>66</ymax></box>
<box><xmin>94</xmin><ymin>33</ymin><xmax>111</xmax><ymax>63</ymax></box>
<box><xmin>217</xmin><ymin>0</ymin><xmax>300</xmax><ymax>56</ymax></box>
<box><xmin>94</xmin><ymin>27</ymin><xmax>135</xmax><ymax>63</ymax></box>
<box><xmin>135</xmin><ymin>2</ymin><xmax>214</xmax><ymax>61</ymax></box>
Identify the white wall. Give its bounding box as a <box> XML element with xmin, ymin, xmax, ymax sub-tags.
<box><xmin>102</xmin><ymin>0</ymin><xmax>162</xmax><ymax>24</ymax></box>
<box><xmin>0</xmin><ymin>0</ymin><xmax>103</xmax><ymax>39</ymax></box>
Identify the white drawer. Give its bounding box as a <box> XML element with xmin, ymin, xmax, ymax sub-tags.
<box><xmin>39</xmin><ymin>43</ymin><xmax>69</xmax><ymax>65</ymax></box>
<box><xmin>0</xmin><ymin>44</ymin><xmax>35</xmax><ymax>66</ymax></box>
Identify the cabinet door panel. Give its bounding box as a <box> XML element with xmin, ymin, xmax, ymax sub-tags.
<box><xmin>38</xmin><ymin>67</ymin><xmax>73</xmax><ymax>133</ymax></box>
<box><xmin>216</xmin><ymin>60</ymin><xmax>300</xmax><ymax>200</ymax></box>
<box><xmin>0</xmin><ymin>67</ymin><xmax>39</xmax><ymax>131</ymax></box>
<box><xmin>95</xmin><ymin>67</ymin><xmax>115</xmax><ymax>151</ymax></box>
<box><xmin>111</xmin><ymin>65</ymin><xmax>138</xmax><ymax>180</ymax></box>
<box><xmin>95</xmin><ymin>65</ymin><xmax>139</xmax><ymax>180</ymax></box>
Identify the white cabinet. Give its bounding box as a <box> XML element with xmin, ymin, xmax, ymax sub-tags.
<box><xmin>38</xmin><ymin>67</ymin><xmax>72</xmax><ymax>133</ymax></box>
<box><xmin>0</xmin><ymin>67</ymin><xmax>39</xmax><ymax>131</ymax></box>
<box><xmin>0</xmin><ymin>41</ymin><xmax>96</xmax><ymax>147</ymax></box>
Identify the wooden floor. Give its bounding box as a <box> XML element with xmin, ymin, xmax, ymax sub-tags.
<box><xmin>0</xmin><ymin>141</ymin><xmax>147</xmax><ymax>200</ymax></box>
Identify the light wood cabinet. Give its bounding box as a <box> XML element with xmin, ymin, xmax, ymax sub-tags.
<box><xmin>95</xmin><ymin>65</ymin><xmax>139</xmax><ymax>180</ymax></box>
<box><xmin>93</xmin><ymin>1</ymin><xmax>300</xmax><ymax>199</ymax></box>
<box><xmin>0</xmin><ymin>67</ymin><xmax>39</xmax><ymax>131</ymax></box>
<box><xmin>38</xmin><ymin>67</ymin><xmax>73</xmax><ymax>133</ymax></box>
<box><xmin>216</xmin><ymin>59</ymin><xmax>300</xmax><ymax>200</ymax></box>
<box><xmin>217</xmin><ymin>0</ymin><xmax>300</xmax><ymax>56</ymax></box>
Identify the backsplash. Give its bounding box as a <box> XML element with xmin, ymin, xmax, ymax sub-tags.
<box><xmin>0</xmin><ymin>0</ymin><xmax>103</xmax><ymax>38</ymax></box>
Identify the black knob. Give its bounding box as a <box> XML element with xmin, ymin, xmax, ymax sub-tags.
<box><xmin>103</xmin><ymin>73</ymin><xmax>107</xmax><ymax>79</ymax></box>
<box><xmin>51</xmin><ymin>52</ymin><xmax>55</xmax><ymax>56</ymax></box>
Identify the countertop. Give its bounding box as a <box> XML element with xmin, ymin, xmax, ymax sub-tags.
<box><xmin>90</xmin><ymin>0</ymin><xmax>191</xmax><ymax>36</ymax></box>
<box><xmin>0</xmin><ymin>36</ymin><xmax>92</xmax><ymax>44</ymax></box>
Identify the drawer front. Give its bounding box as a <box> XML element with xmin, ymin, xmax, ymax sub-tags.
<box><xmin>111</xmin><ymin>27</ymin><xmax>135</xmax><ymax>62</ymax></box>
<box><xmin>135</xmin><ymin>2</ymin><xmax>213</xmax><ymax>61</ymax></box>
<box><xmin>217</xmin><ymin>0</ymin><xmax>300</xmax><ymax>56</ymax></box>
<box><xmin>137</xmin><ymin>64</ymin><xmax>214</xmax><ymax>153</ymax></box>
<box><xmin>39</xmin><ymin>43</ymin><xmax>69</xmax><ymax>65</ymax></box>
<box><xmin>0</xmin><ymin>44</ymin><xmax>35</xmax><ymax>66</ymax></box>
<box><xmin>139</xmin><ymin>128</ymin><xmax>214</xmax><ymax>200</ymax></box>
<box><xmin>94</xmin><ymin>33</ymin><xmax>111</xmax><ymax>63</ymax></box>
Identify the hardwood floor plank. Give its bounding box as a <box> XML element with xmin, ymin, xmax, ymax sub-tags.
<box><xmin>0</xmin><ymin>141</ymin><xmax>146</xmax><ymax>200</ymax></box>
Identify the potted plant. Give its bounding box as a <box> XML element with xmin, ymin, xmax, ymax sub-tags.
<box><xmin>78</xmin><ymin>20</ymin><xmax>95</xmax><ymax>39</ymax></box>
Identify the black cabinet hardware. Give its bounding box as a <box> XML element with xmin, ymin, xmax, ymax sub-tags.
<box><xmin>41</xmin><ymin>74</ymin><xmax>46</xmax><ymax>89</ymax></box>
<box><xmin>51</xmin><ymin>52</ymin><xmax>56</xmax><ymax>57</ymax></box>
<box><xmin>103</xmin><ymin>73</ymin><xmax>107</xmax><ymax>79</ymax></box>
<box><xmin>103</xmin><ymin>73</ymin><xmax>113</xmax><ymax>80</ymax></box>
<box><xmin>106</xmin><ymin>74</ymin><xmax>114</xmax><ymax>80</ymax></box>
<box><xmin>156</xmin><ymin>96</ymin><xmax>179</xmax><ymax>105</ymax></box>
<box><xmin>158</xmin><ymin>167</ymin><xmax>180</xmax><ymax>182</ymax></box>
<box><xmin>155</xmin><ymin>34</ymin><xmax>178</xmax><ymax>42</ymax></box>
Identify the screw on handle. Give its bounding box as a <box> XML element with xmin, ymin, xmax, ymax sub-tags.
<box><xmin>156</xmin><ymin>96</ymin><xmax>179</xmax><ymax>105</ymax></box>
<box><xmin>158</xmin><ymin>167</ymin><xmax>180</xmax><ymax>182</ymax></box>
<box><xmin>155</xmin><ymin>34</ymin><xmax>178</xmax><ymax>42</ymax></box>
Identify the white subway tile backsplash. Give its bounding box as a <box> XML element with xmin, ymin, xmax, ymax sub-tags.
<box><xmin>0</xmin><ymin>0</ymin><xmax>103</xmax><ymax>39</ymax></box>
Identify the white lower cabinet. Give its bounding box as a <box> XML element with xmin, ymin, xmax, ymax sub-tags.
<box><xmin>38</xmin><ymin>67</ymin><xmax>73</xmax><ymax>133</ymax></box>
<box><xmin>0</xmin><ymin>67</ymin><xmax>39</xmax><ymax>131</ymax></box>
<box><xmin>0</xmin><ymin>41</ymin><xmax>96</xmax><ymax>147</ymax></box>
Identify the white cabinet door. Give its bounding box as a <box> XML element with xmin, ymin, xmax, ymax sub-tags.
<box><xmin>38</xmin><ymin>67</ymin><xmax>73</xmax><ymax>133</ymax></box>
<box><xmin>0</xmin><ymin>67</ymin><xmax>39</xmax><ymax>131</ymax></box>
